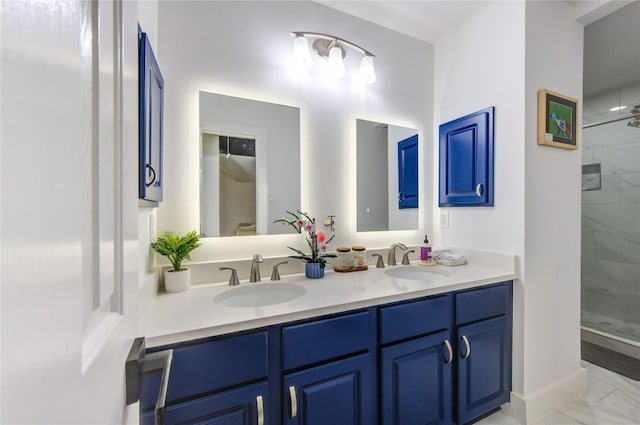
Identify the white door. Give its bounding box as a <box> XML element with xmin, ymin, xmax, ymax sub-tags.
<box><xmin>1</xmin><ymin>1</ymin><xmax>141</xmax><ymax>423</ymax></box>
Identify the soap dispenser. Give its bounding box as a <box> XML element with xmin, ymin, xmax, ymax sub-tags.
<box><xmin>420</xmin><ymin>235</ymin><xmax>432</xmax><ymax>262</ymax></box>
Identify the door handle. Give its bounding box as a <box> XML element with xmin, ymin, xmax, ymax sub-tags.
<box><xmin>256</xmin><ymin>395</ymin><xmax>264</xmax><ymax>425</ymax></box>
<box><xmin>461</xmin><ymin>335</ymin><xmax>471</xmax><ymax>359</ymax></box>
<box><xmin>475</xmin><ymin>183</ymin><xmax>483</xmax><ymax>197</ymax></box>
<box><xmin>289</xmin><ymin>385</ymin><xmax>298</xmax><ymax>419</ymax></box>
<box><xmin>125</xmin><ymin>337</ymin><xmax>174</xmax><ymax>425</ymax></box>
<box><xmin>443</xmin><ymin>339</ymin><xmax>453</xmax><ymax>364</ymax></box>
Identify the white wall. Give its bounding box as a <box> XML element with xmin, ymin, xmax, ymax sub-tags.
<box><xmin>435</xmin><ymin>1</ymin><xmax>585</xmax><ymax>422</ymax></box>
<box><xmin>434</xmin><ymin>1</ymin><xmax>526</xmax><ymax>255</ymax></box>
<box><xmin>523</xmin><ymin>0</ymin><xmax>584</xmax><ymax>400</ymax></box>
<box><xmin>154</xmin><ymin>1</ymin><xmax>434</xmax><ymax>263</ymax></box>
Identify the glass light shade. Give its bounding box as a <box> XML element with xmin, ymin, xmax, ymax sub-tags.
<box><xmin>357</xmin><ymin>55</ymin><xmax>376</xmax><ymax>84</ymax></box>
<box><xmin>292</xmin><ymin>35</ymin><xmax>312</xmax><ymax>69</ymax></box>
<box><xmin>328</xmin><ymin>45</ymin><xmax>346</xmax><ymax>77</ymax></box>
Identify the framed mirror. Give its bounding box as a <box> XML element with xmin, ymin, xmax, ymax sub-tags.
<box><xmin>199</xmin><ymin>92</ymin><xmax>301</xmax><ymax>237</ymax></box>
<box><xmin>356</xmin><ymin>119</ymin><xmax>419</xmax><ymax>232</ymax></box>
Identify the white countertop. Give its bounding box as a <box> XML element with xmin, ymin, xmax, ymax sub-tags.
<box><xmin>140</xmin><ymin>250</ymin><xmax>517</xmax><ymax>348</ymax></box>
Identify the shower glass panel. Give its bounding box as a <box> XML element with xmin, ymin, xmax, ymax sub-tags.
<box><xmin>581</xmin><ymin>106</ymin><xmax>640</xmax><ymax>345</ymax></box>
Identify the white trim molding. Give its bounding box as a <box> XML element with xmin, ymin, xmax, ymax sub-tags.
<box><xmin>502</xmin><ymin>368</ymin><xmax>588</xmax><ymax>424</ymax></box>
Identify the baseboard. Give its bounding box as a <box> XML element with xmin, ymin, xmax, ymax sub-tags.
<box><xmin>502</xmin><ymin>368</ymin><xmax>587</xmax><ymax>424</ymax></box>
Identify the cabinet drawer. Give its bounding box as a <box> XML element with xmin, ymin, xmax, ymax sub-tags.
<box><xmin>141</xmin><ymin>331</ymin><xmax>268</xmax><ymax>409</ymax></box>
<box><xmin>456</xmin><ymin>282</ymin><xmax>511</xmax><ymax>325</ymax></box>
<box><xmin>379</xmin><ymin>295</ymin><xmax>450</xmax><ymax>344</ymax></box>
<box><xmin>282</xmin><ymin>311</ymin><xmax>370</xmax><ymax>371</ymax></box>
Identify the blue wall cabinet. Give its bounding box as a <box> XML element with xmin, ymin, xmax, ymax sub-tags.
<box><xmin>380</xmin><ymin>330</ymin><xmax>453</xmax><ymax>425</ymax></box>
<box><xmin>283</xmin><ymin>354</ymin><xmax>373</xmax><ymax>425</ymax></box>
<box><xmin>398</xmin><ymin>134</ymin><xmax>419</xmax><ymax>209</ymax></box>
<box><xmin>439</xmin><ymin>107</ymin><xmax>494</xmax><ymax>207</ymax></box>
<box><xmin>139</xmin><ymin>31</ymin><xmax>164</xmax><ymax>203</ymax></box>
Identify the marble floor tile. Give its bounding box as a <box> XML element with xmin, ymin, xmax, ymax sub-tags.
<box><xmin>585</xmin><ymin>371</ymin><xmax>618</xmax><ymax>404</ymax></box>
<box><xmin>558</xmin><ymin>390</ymin><xmax>640</xmax><ymax>425</ymax></box>
<box><xmin>532</xmin><ymin>411</ymin><xmax>583</xmax><ymax>425</ymax></box>
<box><xmin>480</xmin><ymin>362</ymin><xmax>639</xmax><ymax>425</ymax></box>
<box><xmin>586</xmin><ymin>363</ymin><xmax>640</xmax><ymax>403</ymax></box>
<box><xmin>475</xmin><ymin>410</ymin><xmax>522</xmax><ymax>425</ymax></box>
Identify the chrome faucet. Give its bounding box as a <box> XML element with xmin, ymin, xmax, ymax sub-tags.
<box><xmin>387</xmin><ymin>243</ymin><xmax>408</xmax><ymax>266</ymax></box>
<box><xmin>250</xmin><ymin>254</ymin><xmax>263</xmax><ymax>282</ymax></box>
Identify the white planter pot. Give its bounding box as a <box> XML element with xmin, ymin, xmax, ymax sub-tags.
<box><xmin>164</xmin><ymin>268</ymin><xmax>191</xmax><ymax>293</ymax></box>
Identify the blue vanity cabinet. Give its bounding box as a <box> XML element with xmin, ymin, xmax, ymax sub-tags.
<box><xmin>140</xmin><ymin>331</ymin><xmax>269</xmax><ymax>425</ymax></box>
<box><xmin>380</xmin><ymin>331</ymin><xmax>453</xmax><ymax>425</ymax></box>
<box><xmin>141</xmin><ymin>382</ymin><xmax>269</xmax><ymax>425</ymax></box>
<box><xmin>140</xmin><ymin>282</ymin><xmax>513</xmax><ymax>425</ymax></box>
<box><xmin>282</xmin><ymin>354</ymin><xmax>373</xmax><ymax>425</ymax></box>
<box><xmin>455</xmin><ymin>283</ymin><xmax>512</xmax><ymax>425</ymax></box>
<box><xmin>281</xmin><ymin>311</ymin><xmax>374</xmax><ymax>425</ymax></box>
<box><xmin>439</xmin><ymin>107</ymin><xmax>494</xmax><ymax>207</ymax></box>
<box><xmin>378</xmin><ymin>296</ymin><xmax>453</xmax><ymax>425</ymax></box>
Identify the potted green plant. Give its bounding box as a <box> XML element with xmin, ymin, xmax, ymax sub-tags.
<box><xmin>274</xmin><ymin>210</ymin><xmax>336</xmax><ymax>279</ymax></box>
<box><xmin>150</xmin><ymin>230</ymin><xmax>201</xmax><ymax>292</ymax></box>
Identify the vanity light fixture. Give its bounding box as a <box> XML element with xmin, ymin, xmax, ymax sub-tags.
<box><xmin>291</xmin><ymin>31</ymin><xmax>376</xmax><ymax>84</ymax></box>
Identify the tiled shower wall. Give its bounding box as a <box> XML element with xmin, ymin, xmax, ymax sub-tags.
<box><xmin>581</xmin><ymin>82</ymin><xmax>640</xmax><ymax>343</ymax></box>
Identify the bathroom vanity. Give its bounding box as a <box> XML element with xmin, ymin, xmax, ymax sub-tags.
<box><xmin>138</xmin><ymin>254</ymin><xmax>516</xmax><ymax>425</ymax></box>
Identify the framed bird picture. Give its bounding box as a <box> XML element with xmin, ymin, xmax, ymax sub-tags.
<box><xmin>537</xmin><ymin>89</ymin><xmax>578</xmax><ymax>150</ymax></box>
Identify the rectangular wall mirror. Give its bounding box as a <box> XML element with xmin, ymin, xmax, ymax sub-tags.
<box><xmin>199</xmin><ymin>91</ymin><xmax>301</xmax><ymax>237</ymax></box>
<box><xmin>356</xmin><ymin>119</ymin><xmax>419</xmax><ymax>232</ymax></box>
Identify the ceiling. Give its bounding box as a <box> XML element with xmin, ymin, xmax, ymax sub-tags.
<box><xmin>318</xmin><ymin>1</ymin><xmax>640</xmax><ymax>99</ymax></box>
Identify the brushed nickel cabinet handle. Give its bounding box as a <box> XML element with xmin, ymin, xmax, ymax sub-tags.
<box><xmin>444</xmin><ymin>339</ymin><xmax>453</xmax><ymax>364</ymax></box>
<box><xmin>289</xmin><ymin>385</ymin><xmax>298</xmax><ymax>419</ymax></box>
<box><xmin>256</xmin><ymin>395</ymin><xmax>264</xmax><ymax>425</ymax></box>
<box><xmin>461</xmin><ymin>335</ymin><xmax>471</xmax><ymax>359</ymax></box>
<box><xmin>475</xmin><ymin>183</ymin><xmax>483</xmax><ymax>197</ymax></box>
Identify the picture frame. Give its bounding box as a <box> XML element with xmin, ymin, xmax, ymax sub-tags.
<box><xmin>138</xmin><ymin>29</ymin><xmax>164</xmax><ymax>203</ymax></box>
<box><xmin>537</xmin><ymin>89</ymin><xmax>578</xmax><ymax>150</ymax></box>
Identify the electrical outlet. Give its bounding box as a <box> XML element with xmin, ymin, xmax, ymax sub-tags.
<box><xmin>440</xmin><ymin>210</ymin><xmax>449</xmax><ymax>228</ymax></box>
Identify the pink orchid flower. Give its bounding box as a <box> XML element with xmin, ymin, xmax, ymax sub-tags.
<box><xmin>317</xmin><ymin>231</ymin><xmax>326</xmax><ymax>243</ymax></box>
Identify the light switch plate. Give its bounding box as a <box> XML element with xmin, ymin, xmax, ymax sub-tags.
<box><xmin>440</xmin><ymin>210</ymin><xmax>449</xmax><ymax>228</ymax></box>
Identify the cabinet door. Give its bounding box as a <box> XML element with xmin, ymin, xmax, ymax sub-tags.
<box><xmin>398</xmin><ymin>134</ymin><xmax>419</xmax><ymax>209</ymax></box>
<box><xmin>283</xmin><ymin>354</ymin><xmax>373</xmax><ymax>425</ymax></box>
<box><xmin>457</xmin><ymin>315</ymin><xmax>511</xmax><ymax>425</ymax></box>
<box><xmin>380</xmin><ymin>331</ymin><xmax>453</xmax><ymax>425</ymax></box>
<box><xmin>438</xmin><ymin>107</ymin><xmax>494</xmax><ymax>207</ymax></box>
<box><xmin>141</xmin><ymin>382</ymin><xmax>268</xmax><ymax>425</ymax></box>
<box><xmin>138</xmin><ymin>31</ymin><xmax>164</xmax><ymax>203</ymax></box>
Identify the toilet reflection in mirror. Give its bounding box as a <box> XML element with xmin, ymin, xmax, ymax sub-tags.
<box><xmin>199</xmin><ymin>91</ymin><xmax>301</xmax><ymax>237</ymax></box>
<box><xmin>356</xmin><ymin>119</ymin><xmax>419</xmax><ymax>232</ymax></box>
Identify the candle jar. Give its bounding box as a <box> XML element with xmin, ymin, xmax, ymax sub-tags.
<box><xmin>351</xmin><ymin>246</ymin><xmax>367</xmax><ymax>268</ymax></box>
<box><xmin>336</xmin><ymin>247</ymin><xmax>352</xmax><ymax>270</ymax></box>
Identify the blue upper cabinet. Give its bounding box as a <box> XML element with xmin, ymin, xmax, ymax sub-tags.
<box><xmin>398</xmin><ymin>134</ymin><xmax>419</xmax><ymax>209</ymax></box>
<box><xmin>439</xmin><ymin>107</ymin><xmax>494</xmax><ymax>207</ymax></box>
<box><xmin>139</xmin><ymin>31</ymin><xmax>164</xmax><ymax>203</ymax></box>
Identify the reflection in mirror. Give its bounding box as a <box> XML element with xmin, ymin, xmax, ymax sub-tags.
<box><xmin>356</xmin><ymin>119</ymin><xmax>419</xmax><ymax>232</ymax></box>
<box><xmin>199</xmin><ymin>92</ymin><xmax>301</xmax><ymax>237</ymax></box>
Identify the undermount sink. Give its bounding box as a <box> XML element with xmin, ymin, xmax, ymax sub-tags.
<box><xmin>384</xmin><ymin>265</ymin><xmax>451</xmax><ymax>281</ymax></box>
<box><xmin>214</xmin><ymin>282</ymin><xmax>307</xmax><ymax>308</ymax></box>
